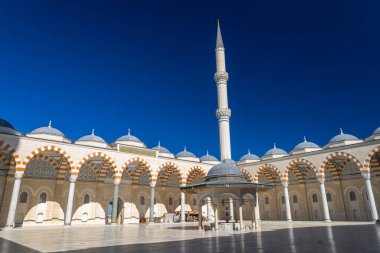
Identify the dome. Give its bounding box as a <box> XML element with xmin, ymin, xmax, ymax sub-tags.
<box><xmin>29</xmin><ymin>121</ymin><xmax>64</xmax><ymax>136</ymax></box>
<box><xmin>372</xmin><ymin>127</ymin><xmax>380</xmax><ymax>135</ymax></box>
<box><xmin>200</xmin><ymin>150</ymin><xmax>218</xmax><ymax>162</ymax></box>
<box><xmin>239</xmin><ymin>149</ymin><xmax>260</xmax><ymax>162</ymax></box>
<box><xmin>264</xmin><ymin>144</ymin><xmax>288</xmax><ymax>156</ymax></box>
<box><xmin>329</xmin><ymin>129</ymin><xmax>359</xmax><ymax>143</ymax></box>
<box><xmin>0</xmin><ymin>119</ymin><xmax>14</xmax><ymax>129</ymax></box>
<box><xmin>176</xmin><ymin>147</ymin><xmax>197</xmax><ymax>158</ymax></box>
<box><xmin>116</xmin><ymin>129</ymin><xmax>143</xmax><ymax>143</ymax></box>
<box><xmin>205</xmin><ymin>159</ymin><xmax>245</xmax><ymax>183</ymax></box>
<box><xmin>77</xmin><ymin>130</ymin><xmax>106</xmax><ymax>143</ymax></box>
<box><xmin>152</xmin><ymin>141</ymin><xmax>172</xmax><ymax>154</ymax></box>
<box><xmin>293</xmin><ymin>137</ymin><xmax>320</xmax><ymax>150</ymax></box>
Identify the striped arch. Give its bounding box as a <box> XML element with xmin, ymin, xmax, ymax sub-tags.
<box><xmin>0</xmin><ymin>139</ymin><xmax>21</xmax><ymax>171</ymax></box>
<box><xmin>253</xmin><ymin>164</ymin><xmax>282</xmax><ymax>184</ymax></box>
<box><xmin>363</xmin><ymin>145</ymin><xmax>380</xmax><ymax>174</ymax></box>
<box><xmin>158</xmin><ymin>161</ymin><xmax>185</xmax><ymax>186</ymax></box>
<box><xmin>284</xmin><ymin>158</ymin><xmax>318</xmax><ymax>183</ymax></box>
<box><xmin>75</xmin><ymin>152</ymin><xmax>117</xmax><ymax>178</ymax></box>
<box><xmin>186</xmin><ymin>165</ymin><xmax>207</xmax><ymax>185</ymax></box>
<box><xmin>319</xmin><ymin>152</ymin><xmax>363</xmax><ymax>179</ymax></box>
<box><xmin>20</xmin><ymin>146</ymin><xmax>74</xmax><ymax>175</ymax></box>
<box><xmin>241</xmin><ymin>168</ymin><xmax>253</xmax><ymax>182</ymax></box>
<box><xmin>122</xmin><ymin>157</ymin><xmax>154</xmax><ymax>184</ymax></box>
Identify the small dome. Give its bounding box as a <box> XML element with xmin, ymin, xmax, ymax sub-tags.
<box><xmin>239</xmin><ymin>149</ymin><xmax>260</xmax><ymax>162</ymax></box>
<box><xmin>152</xmin><ymin>141</ymin><xmax>172</xmax><ymax>154</ymax></box>
<box><xmin>117</xmin><ymin>129</ymin><xmax>143</xmax><ymax>143</ymax></box>
<box><xmin>77</xmin><ymin>130</ymin><xmax>106</xmax><ymax>143</ymax></box>
<box><xmin>29</xmin><ymin>121</ymin><xmax>64</xmax><ymax>136</ymax></box>
<box><xmin>205</xmin><ymin>159</ymin><xmax>245</xmax><ymax>183</ymax></box>
<box><xmin>200</xmin><ymin>150</ymin><xmax>218</xmax><ymax>162</ymax></box>
<box><xmin>372</xmin><ymin>127</ymin><xmax>380</xmax><ymax>135</ymax></box>
<box><xmin>293</xmin><ymin>137</ymin><xmax>320</xmax><ymax>150</ymax></box>
<box><xmin>176</xmin><ymin>147</ymin><xmax>197</xmax><ymax>158</ymax></box>
<box><xmin>329</xmin><ymin>129</ymin><xmax>359</xmax><ymax>143</ymax></box>
<box><xmin>264</xmin><ymin>143</ymin><xmax>288</xmax><ymax>156</ymax></box>
<box><xmin>0</xmin><ymin>119</ymin><xmax>15</xmax><ymax>129</ymax></box>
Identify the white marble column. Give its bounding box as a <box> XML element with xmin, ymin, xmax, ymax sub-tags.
<box><xmin>318</xmin><ymin>178</ymin><xmax>331</xmax><ymax>222</ymax></box>
<box><xmin>251</xmin><ymin>203</ymin><xmax>256</xmax><ymax>229</ymax></box>
<box><xmin>6</xmin><ymin>172</ymin><xmax>23</xmax><ymax>227</ymax></box>
<box><xmin>228</xmin><ymin>198</ymin><xmax>234</xmax><ymax>221</ymax></box>
<box><xmin>180</xmin><ymin>191</ymin><xmax>186</xmax><ymax>222</ymax></box>
<box><xmin>149</xmin><ymin>183</ymin><xmax>155</xmax><ymax>223</ymax></box>
<box><xmin>362</xmin><ymin>173</ymin><xmax>379</xmax><ymax>221</ymax></box>
<box><xmin>214</xmin><ymin>202</ymin><xmax>219</xmax><ymax>230</ymax></box>
<box><xmin>111</xmin><ymin>182</ymin><xmax>120</xmax><ymax>224</ymax></box>
<box><xmin>239</xmin><ymin>203</ymin><xmax>244</xmax><ymax>230</ymax></box>
<box><xmin>255</xmin><ymin>191</ymin><xmax>261</xmax><ymax>221</ymax></box>
<box><xmin>64</xmin><ymin>175</ymin><xmax>77</xmax><ymax>225</ymax></box>
<box><xmin>282</xmin><ymin>181</ymin><xmax>292</xmax><ymax>221</ymax></box>
<box><xmin>198</xmin><ymin>202</ymin><xmax>202</xmax><ymax>229</ymax></box>
<box><xmin>206</xmin><ymin>197</ymin><xmax>212</xmax><ymax>221</ymax></box>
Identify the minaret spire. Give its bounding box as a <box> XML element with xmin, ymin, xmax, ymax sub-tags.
<box><xmin>214</xmin><ymin>20</ymin><xmax>231</xmax><ymax>161</ymax></box>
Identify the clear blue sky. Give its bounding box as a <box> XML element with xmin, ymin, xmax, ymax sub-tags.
<box><xmin>1</xmin><ymin>0</ymin><xmax>379</xmax><ymax>159</ymax></box>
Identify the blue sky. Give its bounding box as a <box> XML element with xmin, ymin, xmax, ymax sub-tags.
<box><xmin>0</xmin><ymin>0</ymin><xmax>379</xmax><ymax>160</ymax></box>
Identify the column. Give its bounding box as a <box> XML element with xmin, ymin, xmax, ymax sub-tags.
<box><xmin>318</xmin><ymin>178</ymin><xmax>331</xmax><ymax>222</ymax></box>
<box><xmin>239</xmin><ymin>203</ymin><xmax>244</xmax><ymax>230</ymax></box>
<box><xmin>180</xmin><ymin>191</ymin><xmax>186</xmax><ymax>222</ymax></box>
<box><xmin>214</xmin><ymin>202</ymin><xmax>219</xmax><ymax>230</ymax></box>
<box><xmin>64</xmin><ymin>175</ymin><xmax>77</xmax><ymax>225</ymax></box>
<box><xmin>282</xmin><ymin>181</ymin><xmax>292</xmax><ymax>221</ymax></box>
<box><xmin>254</xmin><ymin>191</ymin><xmax>261</xmax><ymax>221</ymax></box>
<box><xmin>362</xmin><ymin>173</ymin><xmax>379</xmax><ymax>221</ymax></box>
<box><xmin>6</xmin><ymin>172</ymin><xmax>23</xmax><ymax>227</ymax></box>
<box><xmin>198</xmin><ymin>202</ymin><xmax>202</xmax><ymax>229</ymax></box>
<box><xmin>111</xmin><ymin>182</ymin><xmax>120</xmax><ymax>224</ymax></box>
<box><xmin>206</xmin><ymin>197</ymin><xmax>212</xmax><ymax>221</ymax></box>
<box><xmin>149</xmin><ymin>183</ymin><xmax>155</xmax><ymax>223</ymax></box>
<box><xmin>228</xmin><ymin>198</ymin><xmax>234</xmax><ymax>221</ymax></box>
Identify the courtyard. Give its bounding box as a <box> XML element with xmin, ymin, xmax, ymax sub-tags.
<box><xmin>0</xmin><ymin>221</ymin><xmax>379</xmax><ymax>252</ymax></box>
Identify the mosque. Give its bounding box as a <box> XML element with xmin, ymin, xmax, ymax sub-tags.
<box><xmin>0</xmin><ymin>22</ymin><xmax>379</xmax><ymax>229</ymax></box>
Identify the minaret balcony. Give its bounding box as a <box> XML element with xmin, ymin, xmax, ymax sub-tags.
<box><xmin>216</xmin><ymin>108</ymin><xmax>231</xmax><ymax>119</ymax></box>
<box><xmin>214</xmin><ymin>72</ymin><xmax>229</xmax><ymax>82</ymax></box>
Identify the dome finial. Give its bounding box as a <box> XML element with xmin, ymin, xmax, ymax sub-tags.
<box><xmin>273</xmin><ymin>143</ymin><xmax>277</xmax><ymax>149</ymax></box>
<box><xmin>304</xmin><ymin>136</ymin><xmax>307</xmax><ymax>142</ymax></box>
<box><xmin>158</xmin><ymin>140</ymin><xmax>161</xmax><ymax>147</ymax></box>
<box><xmin>48</xmin><ymin>120</ymin><xmax>52</xmax><ymax>128</ymax></box>
<box><xmin>91</xmin><ymin>129</ymin><xmax>95</xmax><ymax>135</ymax></box>
<box><xmin>184</xmin><ymin>146</ymin><xmax>187</xmax><ymax>151</ymax></box>
<box><xmin>340</xmin><ymin>128</ymin><xmax>344</xmax><ymax>135</ymax></box>
<box><xmin>248</xmin><ymin>148</ymin><xmax>251</xmax><ymax>154</ymax></box>
<box><xmin>206</xmin><ymin>149</ymin><xmax>209</xmax><ymax>155</ymax></box>
<box><xmin>128</xmin><ymin>128</ymin><xmax>131</xmax><ymax>136</ymax></box>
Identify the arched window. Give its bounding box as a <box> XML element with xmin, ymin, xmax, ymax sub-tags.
<box><xmin>281</xmin><ymin>196</ymin><xmax>285</xmax><ymax>204</ymax></box>
<box><xmin>349</xmin><ymin>191</ymin><xmax>357</xmax><ymax>201</ymax></box>
<box><xmin>84</xmin><ymin>194</ymin><xmax>90</xmax><ymax>204</ymax></box>
<box><xmin>140</xmin><ymin>196</ymin><xmax>145</xmax><ymax>205</ymax></box>
<box><xmin>169</xmin><ymin>197</ymin><xmax>173</xmax><ymax>205</ymax></box>
<box><xmin>193</xmin><ymin>198</ymin><xmax>197</xmax><ymax>206</ymax></box>
<box><xmin>19</xmin><ymin>192</ymin><xmax>28</xmax><ymax>203</ymax></box>
<box><xmin>293</xmin><ymin>195</ymin><xmax>298</xmax><ymax>204</ymax></box>
<box><xmin>265</xmin><ymin>197</ymin><xmax>269</xmax><ymax>205</ymax></box>
<box><xmin>312</xmin><ymin>194</ymin><xmax>318</xmax><ymax>203</ymax></box>
<box><xmin>326</xmin><ymin>193</ymin><xmax>332</xmax><ymax>202</ymax></box>
<box><xmin>39</xmin><ymin>192</ymin><xmax>47</xmax><ymax>203</ymax></box>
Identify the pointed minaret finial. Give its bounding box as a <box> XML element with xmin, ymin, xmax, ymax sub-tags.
<box><xmin>304</xmin><ymin>136</ymin><xmax>307</xmax><ymax>142</ymax></box>
<box><xmin>340</xmin><ymin>128</ymin><xmax>344</xmax><ymax>135</ymax></box>
<box><xmin>128</xmin><ymin>128</ymin><xmax>131</xmax><ymax>135</ymax></box>
<box><xmin>274</xmin><ymin>143</ymin><xmax>277</xmax><ymax>149</ymax></box>
<box><xmin>91</xmin><ymin>129</ymin><xmax>95</xmax><ymax>136</ymax></box>
<box><xmin>216</xmin><ymin>19</ymin><xmax>224</xmax><ymax>49</ymax></box>
<box><xmin>48</xmin><ymin>120</ymin><xmax>52</xmax><ymax>128</ymax></box>
<box><xmin>158</xmin><ymin>140</ymin><xmax>161</xmax><ymax>147</ymax></box>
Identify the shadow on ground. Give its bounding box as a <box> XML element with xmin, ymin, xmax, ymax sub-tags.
<box><xmin>0</xmin><ymin>237</ymin><xmax>39</xmax><ymax>253</ymax></box>
<box><xmin>62</xmin><ymin>223</ymin><xmax>380</xmax><ymax>253</ymax></box>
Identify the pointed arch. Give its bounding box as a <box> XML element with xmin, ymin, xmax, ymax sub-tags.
<box><xmin>122</xmin><ymin>157</ymin><xmax>154</xmax><ymax>184</ymax></box>
<box><xmin>75</xmin><ymin>152</ymin><xmax>117</xmax><ymax>181</ymax></box>
<box><xmin>319</xmin><ymin>152</ymin><xmax>363</xmax><ymax>180</ymax></box>
<box><xmin>363</xmin><ymin>145</ymin><xmax>380</xmax><ymax>174</ymax></box>
<box><xmin>241</xmin><ymin>168</ymin><xmax>253</xmax><ymax>182</ymax></box>
<box><xmin>186</xmin><ymin>165</ymin><xmax>207</xmax><ymax>185</ymax></box>
<box><xmin>157</xmin><ymin>161</ymin><xmax>184</xmax><ymax>186</ymax></box>
<box><xmin>0</xmin><ymin>139</ymin><xmax>21</xmax><ymax>172</ymax></box>
<box><xmin>253</xmin><ymin>164</ymin><xmax>282</xmax><ymax>183</ymax></box>
<box><xmin>284</xmin><ymin>158</ymin><xmax>318</xmax><ymax>184</ymax></box>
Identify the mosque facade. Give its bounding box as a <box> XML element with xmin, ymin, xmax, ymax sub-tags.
<box><xmin>0</xmin><ymin>23</ymin><xmax>379</xmax><ymax>228</ymax></box>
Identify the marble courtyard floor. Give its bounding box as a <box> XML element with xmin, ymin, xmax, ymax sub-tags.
<box><xmin>0</xmin><ymin>221</ymin><xmax>379</xmax><ymax>252</ymax></box>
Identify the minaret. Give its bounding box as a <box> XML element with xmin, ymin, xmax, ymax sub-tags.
<box><xmin>215</xmin><ymin>20</ymin><xmax>232</xmax><ymax>161</ymax></box>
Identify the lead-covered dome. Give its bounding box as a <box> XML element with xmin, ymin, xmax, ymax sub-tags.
<box><xmin>176</xmin><ymin>147</ymin><xmax>197</xmax><ymax>158</ymax></box>
<box><xmin>372</xmin><ymin>127</ymin><xmax>380</xmax><ymax>136</ymax></box>
<box><xmin>152</xmin><ymin>141</ymin><xmax>172</xmax><ymax>154</ymax></box>
<box><xmin>329</xmin><ymin>129</ymin><xmax>358</xmax><ymax>143</ymax></box>
<box><xmin>29</xmin><ymin>121</ymin><xmax>64</xmax><ymax>136</ymax></box>
<box><xmin>200</xmin><ymin>150</ymin><xmax>218</xmax><ymax>162</ymax></box>
<box><xmin>264</xmin><ymin>144</ymin><xmax>287</xmax><ymax>156</ymax></box>
<box><xmin>77</xmin><ymin>129</ymin><xmax>106</xmax><ymax>143</ymax></box>
<box><xmin>0</xmin><ymin>118</ymin><xmax>21</xmax><ymax>135</ymax></box>
<box><xmin>0</xmin><ymin>119</ymin><xmax>14</xmax><ymax>129</ymax></box>
<box><xmin>205</xmin><ymin>159</ymin><xmax>245</xmax><ymax>183</ymax></box>
<box><xmin>117</xmin><ymin>130</ymin><xmax>142</xmax><ymax>143</ymax></box>
<box><xmin>239</xmin><ymin>149</ymin><xmax>260</xmax><ymax>162</ymax></box>
<box><xmin>293</xmin><ymin>137</ymin><xmax>320</xmax><ymax>150</ymax></box>
<box><xmin>114</xmin><ymin>129</ymin><xmax>146</xmax><ymax>148</ymax></box>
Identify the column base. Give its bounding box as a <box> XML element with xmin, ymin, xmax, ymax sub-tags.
<box><xmin>2</xmin><ymin>225</ymin><xmax>14</xmax><ymax>230</ymax></box>
<box><xmin>324</xmin><ymin>219</ymin><xmax>331</xmax><ymax>223</ymax></box>
<box><xmin>287</xmin><ymin>219</ymin><xmax>292</xmax><ymax>222</ymax></box>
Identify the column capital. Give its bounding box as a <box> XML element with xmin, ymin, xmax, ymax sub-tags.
<box><xmin>281</xmin><ymin>181</ymin><xmax>289</xmax><ymax>188</ymax></box>
<box><xmin>150</xmin><ymin>182</ymin><xmax>156</xmax><ymax>188</ymax></box>
<box><xmin>362</xmin><ymin>173</ymin><xmax>371</xmax><ymax>180</ymax></box>
<box><xmin>69</xmin><ymin>175</ymin><xmax>78</xmax><ymax>183</ymax></box>
<box><xmin>114</xmin><ymin>178</ymin><xmax>121</xmax><ymax>186</ymax></box>
<box><xmin>317</xmin><ymin>177</ymin><xmax>325</xmax><ymax>184</ymax></box>
<box><xmin>14</xmin><ymin>171</ymin><xmax>23</xmax><ymax>179</ymax></box>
